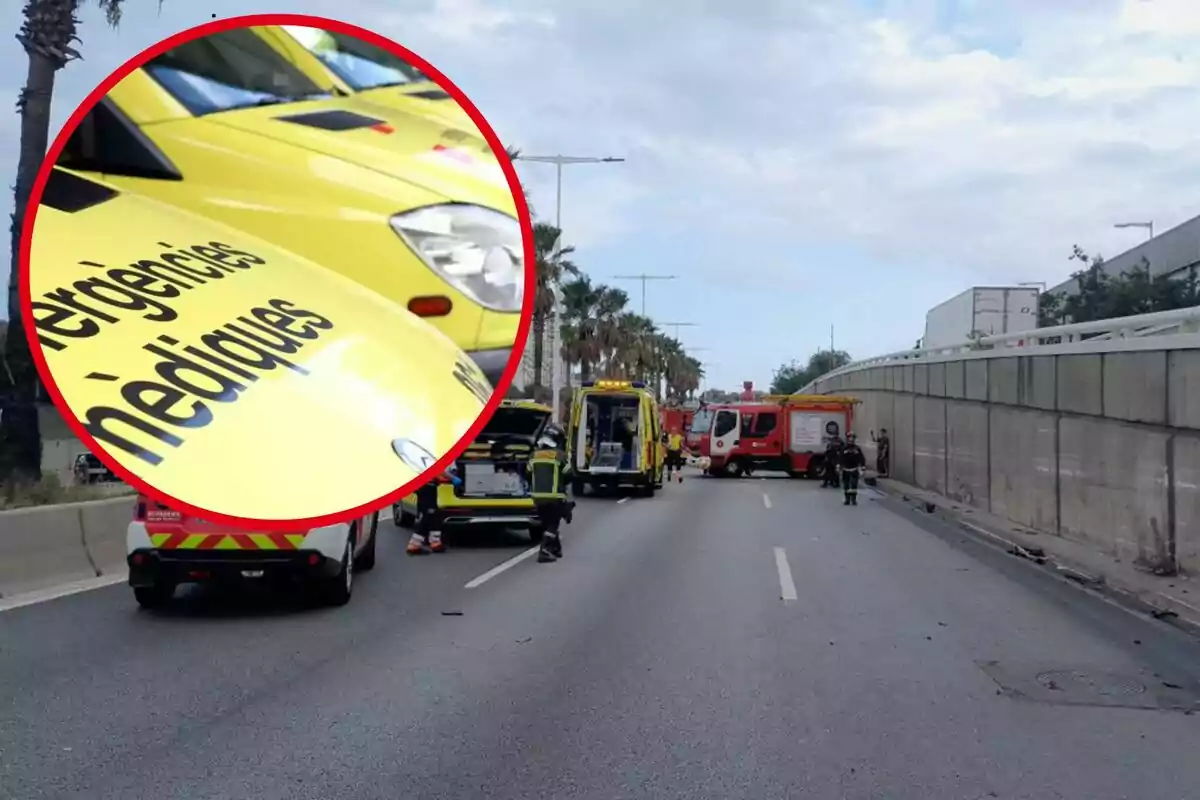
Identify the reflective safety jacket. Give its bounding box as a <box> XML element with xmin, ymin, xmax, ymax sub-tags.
<box><xmin>530</xmin><ymin>447</ymin><xmax>569</xmax><ymax>501</ymax></box>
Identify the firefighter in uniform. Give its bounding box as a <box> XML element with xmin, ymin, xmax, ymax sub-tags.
<box><xmin>839</xmin><ymin>432</ymin><xmax>867</xmax><ymax>506</ymax></box>
<box><xmin>665</xmin><ymin>428</ymin><xmax>685</xmax><ymax>483</ymax></box>
<box><xmin>822</xmin><ymin>434</ymin><xmax>843</xmax><ymax>488</ymax></box>
<box><xmin>531</xmin><ymin>423</ymin><xmax>575</xmax><ymax>563</ymax></box>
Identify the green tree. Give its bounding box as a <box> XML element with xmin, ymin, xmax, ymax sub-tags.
<box><xmin>660</xmin><ymin>338</ymin><xmax>702</xmax><ymax>400</ymax></box>
<box><xmin>504</xmin><ymin>145</ymin><xmax>533</xmax><ymax>216</ymax></box>
<box><xmin>806</xmin><ymin>348</ymin><xmax>852</xmax><ymax>379</ymax></box>
<box><xmin>2</xmin><ymin>0</ymin><xmax>135</xmax><ymax>484</ymax></box>
<box><xmin>769</xmin><ymin>360</ymin><xmax>809</xmax><ymax>395</ymax></box>
<box><xmin>559</xmin><ymin>276</ymin><xmax>627</xmax><ymax>384</ymax></box>
<box><xmin>769</xmin><ymin>349</ymin><xmax>852</xmax><ymax>395</ymax></box>
<box><xmin>1039</xmin><ymin>245</ymin><xmax>1200</xmax><ymax>328</ymax></box>
<box><xmin>610</xmin><ymin>313</ymin><xmax>658</xmax><ymax>383</ymax></box>
<box><xmin>530</xmin><ymin>221</ymin><xmax>578</xmax><ymax>395</ymax></box>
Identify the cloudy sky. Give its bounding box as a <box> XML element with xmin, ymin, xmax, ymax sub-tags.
<box><xmin>2</xmin><ymin>0</ymin><xmax>1198</xmax><ymax>389</ymax></box>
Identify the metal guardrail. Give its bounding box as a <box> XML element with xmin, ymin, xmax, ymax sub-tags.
<box><xmin>800</xmin><ymin>306</ymin><xmax>1200</xmax><ymax>392</ymax></box>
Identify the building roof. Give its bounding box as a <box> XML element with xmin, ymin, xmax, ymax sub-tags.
<box><xmin>1049</xmin><ymin>213</ymin><xmax>1200</xmax><ymax>296</ymax></box>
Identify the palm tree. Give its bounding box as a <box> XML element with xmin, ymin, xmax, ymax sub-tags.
<box><xmin>558</xmin><ymin>275</ymin><xmax>598</xmax><ymax>386</ymax></box>
<box><xmin>593</xmin><ymin>285</ymin><xmax>629</xmax><ymax>376</ymax></box>
<box><xmin>610</xmin><ymin>314</ymin><xmax>659</xmax><ymax>383</ymax></box>
<box><xmin>505</xmin><ymin>145</ymin><xmax>533</xmax><ymax>217</ymax></box>
<box><xmin>530</xmin><ymin>222</ymin><xmax>579</xmax><ymax>392</ymax></box>
<box><xmin>2</xmin><ymin>0</ymin><xmax>130</xmax><ymax>484</ymax></box>
<box><xmin>669</xmin><ymin>353</ymin><xmax>704</xmax><ymax>399</ymax></box>
<box><xmin>560</xmin><ymin>278</ymin><xmax>629</xmax><ymax>383</ymax></box>
<box><xmin>656</xmin><ymin>336</ymin><xmax>684</xmax><ymax>399</ymax></box>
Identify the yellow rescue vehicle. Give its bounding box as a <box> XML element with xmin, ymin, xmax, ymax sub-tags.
<box><xmin>568</xmin><ymin>380</ymin><xmax>664</xmax><ymax>497</ymax></box>
<box><xmin>29</xmin><ymin>167</ymin><xmax>491</xmax><ymax>522</ymax></box>
<box><xmin>57</xmin><ymin>24</ymin><xmax>521</xmax><ymax>384</ymax></box>
<box><xmin>393</xmin><ymin>399</ymin><xmax>552</xmax><ymax>543</ymax></box>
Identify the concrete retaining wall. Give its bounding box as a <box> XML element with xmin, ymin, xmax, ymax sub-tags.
<box><xmin>812</xmin><ymin>348</ymin><xmax>1200</xmax><ymax>576</ymax></box>
<box><xmin>0</xmin><ymin>496</ymin><xmax>133</xmax><ymax>598</ymax></box>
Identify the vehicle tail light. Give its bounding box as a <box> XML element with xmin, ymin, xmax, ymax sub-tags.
<box><xmin>307</xmin><ymin>553</ymin><xmax>321</xmax><ymax>566</ymax></box>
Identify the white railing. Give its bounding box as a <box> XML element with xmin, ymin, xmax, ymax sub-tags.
<box><xmin>801</xmin><ymin>306</ymin><xmax>1200</xmax><ymax>391</ymax></box>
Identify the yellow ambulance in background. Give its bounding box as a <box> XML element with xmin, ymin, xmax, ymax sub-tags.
<box><xmin>393</xmin><ymin>399</ymin><xmax>552</xmax><ymax>544</ymax></box>
<box><xmin>568</xmin><ymin>381</ymin><xmax>664</xmax><ymax>497</ymax></box>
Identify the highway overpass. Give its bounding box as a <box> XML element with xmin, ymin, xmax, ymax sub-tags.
<box><xmin>801</xmin><ymin>307</ymin><xmax>1200</xmax><ymax>576</ymax></box>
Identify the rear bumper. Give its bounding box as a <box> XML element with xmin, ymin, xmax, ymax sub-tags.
<box><xmin>466</xmin><ymin>347</ymin><xmax>512</xmax><ymax>387</ymax></box>
<box><xmin>580</xmin><ymin>470</ymin><xmax>650</xmax><ymax>486</ymax></box>
<box><xmin>127</xmin><ymin>548</ymin><xmax>339</xmax><ymax>588</ymax></box>
<box><xmin>434</xmin><ymin>503</ymin><xmax>539</xmax><ymax>528</ymax></box>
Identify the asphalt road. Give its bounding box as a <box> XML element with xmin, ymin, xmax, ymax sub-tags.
<box><xmin>3</xmin><ymin>471</ymin><xmax>1200</xmax><ymax>799</ymax></box>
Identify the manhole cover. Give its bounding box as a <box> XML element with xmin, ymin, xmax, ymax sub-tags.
<box><xmin>977</xmin><ymin>660</ymin><xmax>1200</xmax><ymax>712</ymax></box>
<box><xmin>1036</xmin><ymin>669</ymin><xmax>1147</xmax><ymax>698</ymax></box>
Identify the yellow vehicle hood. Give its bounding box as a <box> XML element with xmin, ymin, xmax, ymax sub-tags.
<box><xmin>359</xmin><ymin>82</ymin><xmax>476</xmax><ymax>130</ymax></box>
<box><xmin>198</xmin><ymin>98</ymin><xmax>514</xmax><ymax>213</ymax></box>
<box><xmin>29</xmin><ymin>168</ymin><xmax>493</xmax><ymax>524</ymax></box>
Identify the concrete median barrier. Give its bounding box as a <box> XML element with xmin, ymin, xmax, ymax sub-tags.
<box><xmin>0</xmin><ymin>496</ymin><xmax>133</xmax><ymax>599</ymax></box>
<box><xmin>79</xmin><ymin>496</ymin><xmax>136</xmax><ymax>576</ymax></box>
<box><xmin>808</xmin><ymin>343</ymin><xmax>1200</xmax><ymax>577</ymax></box>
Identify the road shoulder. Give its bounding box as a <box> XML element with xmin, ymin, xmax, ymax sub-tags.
<box><xmin>871</xmin><ymin>475</ymin><xmax>1200</xmax><ymax>637</ymax></box>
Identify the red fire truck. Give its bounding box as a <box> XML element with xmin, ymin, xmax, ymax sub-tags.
<box><xmin>661</xmin><ymin>400</ymin><xmax>700</xmax><ymax>447</ymax></box>
<box><xmin>687</xmin><ymin>402</ymin><xmax>726</xmax><ymax>458</ymax></box>
<box><xmin>703</xmin><ymin>394</ymin><xmax>859</xmax><ymax>478</ymax></box>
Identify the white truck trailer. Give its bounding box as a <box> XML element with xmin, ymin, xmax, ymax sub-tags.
<box><xmin>923</xmin><ymin>286</ymin><xmax>1040</xmax><ymax>349</ymax></box>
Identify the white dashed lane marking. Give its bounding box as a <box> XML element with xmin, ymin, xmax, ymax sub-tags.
<box><xmin>774</xmin><ymin>547</ymin><xmax>798</xmax><ymax>602</ymax></box>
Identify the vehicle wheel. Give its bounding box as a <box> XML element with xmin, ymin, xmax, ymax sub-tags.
<box><xmin>354</xmin><ymin>513</ymin><xmax>378</xmax><ymax>571</ymax></box>
<box><xmin>323</xmin><ymin>537</ymin><xmax>355</xmax><ymax>607</ymax></box>
<box><xmin>528</xmin><ymin>524</ymin><xmax>545</xmax><ymax>544</ymax></box>
<box><xmin>572</xmin><ymin>478</ymin><xmax>586</xmax><ymax>497</ymax></box>
<box><xmin>134</xmin><ymin>582</ymin><xmax>175</xmax><ymax>609</ymax></box>
<box><xmin>727</xmin><ymin>460</ymin><xmax>745</xmax><ymax>478</ymax></box>
<box><xmin>644</xmin><ymin>482</ymin><xmax>657</xmax><ymax>498</ymax></box>
<box><xmin>396</xmin><ymin>505</ymin><xmax>416</xmax><ymax>527</ymax></box>
<box><xmin>806</xmin><ymin>457</ymin><xmax>824</xmax><ymax>480</ymax></box>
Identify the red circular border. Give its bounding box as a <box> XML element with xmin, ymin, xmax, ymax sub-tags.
<box><xmin>19</xmin><ymin>12</ymin><xmax>535</xmax><ymax>533</ymax></box>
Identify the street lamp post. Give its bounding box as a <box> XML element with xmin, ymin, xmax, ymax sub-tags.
<box><xmin>613</xmin><ymin>274</ymin><xmax>678</xmax><ymax>315</ymax></box>
<box><xmin>1114</xmin><ymin>221</ymin><xmax>1154</xmax><ymax>241</ymax></box>
<box><xmin>513</xmin><ymin>153</ymin><xmax>626</xmax><ymax>421</ymax></box>
<box><xmin>699</xmin><ymin>361</ymin><xmax>718</xmax><ymax>398</ymax></box>
<box><xmin>659</xmin><ymin>321</ymin><xmax>697</xmax><ymax>341</ymax></box>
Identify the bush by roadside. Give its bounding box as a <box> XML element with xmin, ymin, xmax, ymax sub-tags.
<box><xmin>0</xmin><ymin>474</ymin><xmax>134</xmax><ymax>511</ymax></box>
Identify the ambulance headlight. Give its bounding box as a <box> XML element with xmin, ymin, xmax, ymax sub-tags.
<box><xmin>391</xmin><ymin>437</ymin><xmax>438</xmax><ymax>473</ymax></box>
<box><xmin>390</xmin><ymin>204</ymin><xmax>524</xmax><ymax>313</ymax></box>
